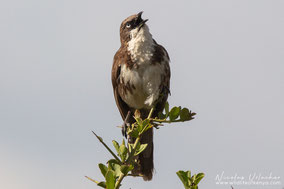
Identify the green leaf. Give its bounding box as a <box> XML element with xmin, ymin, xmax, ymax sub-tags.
<box><xmin>128</xmin><ymin>143</ymin><xmax>133</xmax><ymax>154</ymax></box>
<box><xmin>105</xmin><ymin>170</ymin><xmax>115</xmax><ymax>189</ymax></box>
<box><xmin>177</xmin><ymin>170</ymin><xmax>190</xmax><ymax>188</ymax></box>
<box><xmin>192</xmin><ymin>174</ymin><xmax>197</xmax><ymax>182</ymax></box>
<box><xmin>128</xmin><ymin>127</ymin><xmax>139</xmax><ymax>138</ymax></box>
<box><xmin>134</xmin><ymin>144</ymin><xmax>148</xmax><ymax>156</ymax></box>
<box><xmin>119</xmin><ymin>140</ymin><xmax>127</xmax><ymax>162</ymax></box>
<box><xmin>180</xmin><ymin>108</ymin><xmax>191</xmax><ymax>121</ymax></box>
<box><xmin>140</xmin><ymin>120</ymin><xmax>151</xmax><ymax>134</ymax></box>
<box><xmin>107</xmin><ymin>159</ymin><xmax>120</xmax><ymax>171</ymax></box>
<box><xmin>169</xmin><ymin>106</ymin><xmax>181</xmax><ymax>121</ymax></box>
<box><xmin>188</xmin><ymin>175</ymin><xmax>193</xmax><ymax>185</ymax></box>
<box><xmin>135</xmin><ymin>117</ymin><xmax>143</xmax><ymax>126</ymax></box>
<box><xmin>142</xmin><ymin>119</ymin><xmax>150</xmax><ymax>128</ymax></box>
<box><xmin>120</xmin><ymin>165</ymin><xmax>129</xmax><ymax>175</ymax></box>
<box><xmin>191</xmin><ymin>111</ymin><xmax>196</xmax><ymax>117</ymax></box>
<box><xmin>98</xmin><ymin>163</ymin><xmax>108</xmax><ymax>177</ymax></box>
<box><xmin>138</xmin><ymin>122</ymin><xmax>143</xmax><ymax>133</ymax></box>
<box><xmin>97</xmin><ymin>181</ymin><xmax>106</xmax><ymax>188</ymax></box>
<box><xmin>186</xmin><ymin>170</ymin><xmax>191</xmax><ymax>179</ymax></box>
<box><xmin>112</xmin><ymin>163</ymin><xmax>122</xmax><ymax>178</ymax></box>
<box><xmin>194</xmin><ymin>173</ymin><xmax>205</xmax><ymax>185</ymax></box>
<box><xmin>158</xmin><ymin>112</ymin><xmax>166</xmax><ymax>119</ymax></box>
<box><xmin>120</xmin><ymin>164</ymin><xmax>134</xmax><ymax>175</ymax></box>
<box><xmin>112</xmin><ymin>140</ymin><xmax>120</xmax><ymax>155</ymax></box>
<box><xmin>165</xmin><ymin>101</ymin><xmax>169</xmax><ymax>115</ymax></box>
<box><xmin>107</xmin><ymin>159</ymin><xmax>120</xmax><ymax>165</ymax></box>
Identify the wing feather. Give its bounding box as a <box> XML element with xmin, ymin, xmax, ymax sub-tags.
<box><xmin>111</xmin><ymin>48</ymin><xmax>131</xmax><ymax>121</ymax></box>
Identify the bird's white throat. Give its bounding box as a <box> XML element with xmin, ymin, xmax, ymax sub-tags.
<box><xmin>127</xmin><ymin>24</ymin><xmax>154</xmax><ymax>63</ymax></box>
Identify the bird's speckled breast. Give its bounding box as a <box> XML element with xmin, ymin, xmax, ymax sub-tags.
<box><xmin>119</xmin><ymin>25</ymin><xmax>167</xmax><ymax>109</ymax></box>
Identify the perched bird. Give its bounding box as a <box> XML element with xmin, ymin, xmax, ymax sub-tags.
<box><xmin>111</xmin><ymin>11</ymin><xmax>171</xmax><ymax>181</ymax></box>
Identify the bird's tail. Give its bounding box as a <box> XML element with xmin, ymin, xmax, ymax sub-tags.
<box><xmin>139</xmin><ymin>127</ymin><xmax>153</xmax><ymax>181</ymax></box>
<box><xmin>130</xmin><ymin>127</ymin><xmax>154</xmax><ymax>181</ymax></box>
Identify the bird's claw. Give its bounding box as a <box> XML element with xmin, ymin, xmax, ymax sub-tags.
<box><xmin>122</xmin><ymin>122</ymin><xmax>130</xmax><ymax>138</ymax></box>
<box><xmin>121</xmin><ymin>111</ymin><xmax>131</xmax><ymax>138</ymax></box>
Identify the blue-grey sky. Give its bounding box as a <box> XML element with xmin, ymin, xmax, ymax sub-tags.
<box><xmin>0</xmin><ymin>0</ymin><xmax>283</xmax><ymax>189</ymax></box>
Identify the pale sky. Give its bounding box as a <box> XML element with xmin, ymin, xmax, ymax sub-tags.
<box><xmin>0</xmin><ymin>0</ymin><xmax>283</xmax><ymax>189</ymax></box>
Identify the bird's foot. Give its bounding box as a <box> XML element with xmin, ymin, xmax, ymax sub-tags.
<box><xmin>121</xmin><ymin>111</ymin><xmax>131</xmax><ymax>138</ymax></box>
<box><xmin>122</xmin><ymin>121</ymin><xmax>130</xmax><ymax>138</ymax></box>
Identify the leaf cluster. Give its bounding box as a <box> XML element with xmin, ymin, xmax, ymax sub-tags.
<box><xmin>176</xmin><ymin>170</ymin><xmax>205</xmax><ymax>189</ymax></box>
<box><xmin>87</xmin><ymin>135</ymin><xmax>148</xmax><ymax>189</ymax></box>
<box><xmin>87</xmin><ymin>102</ymin><xmax>202</xmax><ymax>189</ymax></box>
<box><xmin>127</xmin><ymin>117</ymin><xmax>152</xmax><ymax>138</ymax></box>
<box><xmin>157</xmin><ymin>102</ymin><xmax>196</xmax><ymax>122</ymax></box>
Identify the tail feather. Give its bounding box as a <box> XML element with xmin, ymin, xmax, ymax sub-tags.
<box><xmin>139</xmin><ymin>127</ymin><xmax>153</xmax><ymax>181</ymax></box>
<box><xmin>129</xmin><ymin>127</ymin><xmax>154</xmax><ymax>181</ymax></box>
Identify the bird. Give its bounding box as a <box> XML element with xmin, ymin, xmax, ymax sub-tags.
<box><xmin>111</xmin><ymin>11</ymin><xmax>171</xmax><ymax>181</ymax></box>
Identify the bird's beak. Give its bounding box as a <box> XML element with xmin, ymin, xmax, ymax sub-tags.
<box><xmin>137</xmin><ymin>11</ymin><xmax>143</xmax><ymax>19</ymax></box>
<box><xmin>137</xmin><ymin>11</ymin><xmax>148</xmax><ymax>31</ymax></box>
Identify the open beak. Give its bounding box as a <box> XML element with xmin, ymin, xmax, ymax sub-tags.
<box><xmin>137</xmin><ymin>11</ymin><xmax>148</xmax><ymax>31</ymax></box>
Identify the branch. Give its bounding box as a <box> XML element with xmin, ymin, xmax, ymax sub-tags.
<box><xmin>92</xmin><ymin>131</ymin><xmax>122</xmax><ymax>164</ymax></box>
<box><xmin>87</xmin><ymin>103</ymin><xmax>201</xmax><ymax>189</ymax></box>
<box><xmin>114</xmin><ymin>173</ymin><xmax>125</xmax><ymax>189</ymax></box>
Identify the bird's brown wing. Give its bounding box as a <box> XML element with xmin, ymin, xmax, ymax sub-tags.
<box><xmin>152</xmin><ymin>42</ymin><xmax>171</xmax><ymax>116</ymax></box>
<box><xmin>111</xmin><ymin>48</ymin><xmax>131</xmax><ymax>121</ymax></box>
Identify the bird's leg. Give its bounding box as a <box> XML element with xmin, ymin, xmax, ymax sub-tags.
<box><xmin>122</xmin><ymin>111</ymin><xmax>131</xmax><ymax>138</ymax></box>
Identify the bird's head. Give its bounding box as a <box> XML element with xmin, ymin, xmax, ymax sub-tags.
<box><xmin>119</xmin><ymin>11</ymin><xmax>149</xmax><ymax>44</ymax></box>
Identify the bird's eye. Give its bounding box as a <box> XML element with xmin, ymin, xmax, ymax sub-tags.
<box><xmin>126</xmin><ymin>22</ymin><xmax>131</xmax><ymax>28</ymax></box>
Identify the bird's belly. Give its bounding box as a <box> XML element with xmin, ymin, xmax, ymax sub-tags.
<box><xmin>120</xmin><ymin>64</ymin><xmax>164</xmax><ymax>110</ymax></box>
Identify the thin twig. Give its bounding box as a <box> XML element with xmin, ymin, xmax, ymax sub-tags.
<box><xmin>114</xmin><ymin>173</ymin><xmax>125</xmax><ymax>189</ymax></box>
<box><xmin>85</xmin><ymin>176</ymin><xmax>98</xmax><ymax>184</ymax></box>
<box><xmin>152</xmin><ymin>117</ymin><xmax>194</xmax><ymax>123</ymax></box>
<box><xmin>92</xmin><ymin>131</ymin><xmax>122</xmax><ymax>164</ymax></box>
<box><xmin>147</xmin><ymin>107</ymin><xmax>154</xmax><ymax>119</ymax></box>
<box><xmin>125</xmin><ymin>111</ymin><xmax>131</xmax><ymax>122</ymax></box>
<box><xmin>127</xmin><ymin>173</ymin><xmax>142</xmax><ymax>177</ymax></box>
